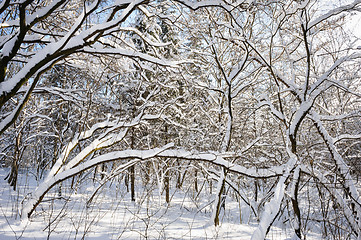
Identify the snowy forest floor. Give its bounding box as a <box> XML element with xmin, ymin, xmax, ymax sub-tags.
<box><xmin>0</xmin><ymin>168</ymin><xmax>323</xmax><ymax>240</ymax></box>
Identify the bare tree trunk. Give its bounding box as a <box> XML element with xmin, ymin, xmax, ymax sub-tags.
<box><xmin>290</xmin><ymin>136</ymin><xmax>302</xmax><ymax>239</ymax></box>
<box><xmin>125</xmin><ymin>173</ymin><xmax>129</xmax><ymax>193</ymax></box>
<box><xmin>164</xmin><ymin>167</ymin><xmax>170</xmax><ymax>203</ymax></box>
<box><xmin>291</xmin><ymin>170</ymin><xmax>302</xmax><ymax>239</ymax></box>
<box><xmin>5</xmin><ymin>131</ymin><xmax>22</xmax><ymax>191</ymax></box>
<box><xmin>5</xmin><ymin>157</ymin><xmax>18</xmax><ymax>191</ymax></box>
<box><xmin>130</xmin><ymin>165</ymin><xmax>135</xmax><ymax>202</ymax></box>
<box><xmin>194</xmin><ymin>168</ymin><xmax>198</xmax><ymax>193</ymax></box>
<box><xmin>213</xmin><ymin>168</ymin><xmax>227</xmax><ymax>226</ymax></box>
<box><xmin>176</xmin><ymin>160</ymin><xmax>182</xmax><ymax>189</ymax></box>
<box><xmin>130</xmin><ymin>105</ymin><xmax>136</xmax><ymax>202</ymax></box>
<box><xmin>144</xmin><ymin>161</ymin><xmax>151</xmax><ymax>186</ymax></box>
<box><xmin>254</xmin><ymin>179</ymin><xmax>258</xmax><ymax>203</ymax></box>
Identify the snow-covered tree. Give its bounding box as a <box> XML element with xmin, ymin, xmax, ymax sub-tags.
<box><xmin>0</xmin><ymin>0</ymin><xmax>360</xmax><ymax>239</ymax></box>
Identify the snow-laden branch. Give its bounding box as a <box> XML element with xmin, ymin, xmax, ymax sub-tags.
<box><xmin>26</xmin><ymin>0</ymin><xmax>68</xmax><ymax>27</ymax></box>
<box><xmin>250</xmin><ymin>49</ymin><xmax>303</xmax><ymax>100</ymax></box>
<box><xmin>307</xmin><ymin>0</ymin><xmax>361</xmax><ymax>30</ymax></box>
<box><xmin>22</xmin><ymin>143</ymin><xmax>175</xmax><ymax>218</ymax></box>
<box><xmin>23</xmin><ymin>142</ymin><xmax>292</xmax><ymax>218</ymax></box>
<box><xmin>0</xmin><ymin>0</ymin><xmax>187</xmax><ymax>136</ymax></box>
<box><xmin>0</xmin><ymin>1</ymin><xmax>101</xmax><ymax>98</ymax></box>
<box><xmin>18</xmin><ymin>86</ymin><xmax>85</xmax><ymax>102</ymax></box>
<box><xmin>251</xmin><ymin>156</ymin><xmax>297</xmax><ymax>240</ymax></box>
<box><xmin>118</xmin><ymin>27</ymin><xmax>171</xmax><ymax>47</ymax></box>
<box><xmin>288</xmin><ymin>100</ymin><xmax>313</xmax><ymax>137</ymax></box>
<box><xmin>302</xmin><ymin>166</ymin><xmax>361</xmax><ymax>235</ymax></box>
<box><xmin>0</xmin><ymin>60</ymin><xmax>55</xmax><ymax>135</ymax></box>
<box><xmin>308</xmin><ymin>55</ymin><xmax>350</xmax><ymax>97</ymax></box>
<box><xmin>333</xmin><ymin>134</ymin><xmax>361</xmax><ymax>144</ymax></box>
<box><xmin>310</xmin><ymin>111</ymin><xmax>361</xmax><ymax>225</ymax></box>
<box><xmin>174</xmin><ymin>0</ymin><xmax>248</xmax><ymax>11</ymax></box>
<box><xmin>0</xmin><ymin>0</ymin><xmax>10</xmax><ymax>15</ymax></box>
<box><xmin>231</xmin><ymin>78</ymin><xmax>255</xmax><ymax>99</ymax></box>
<box><xmin>156</xmin><ymin>150</ymin><xmax>284</xmax><ymax>178</ymax></box>
<box><xmin>318</xmin><ymin>109</ymin><xmax>361</xmax><ymax>121</ymax></box>
<box><xmin>0</xmin><ymin>0</ymin><xmax>67</xmax><ymax>59</ymax></box>
<box><xmin>257</xmin><ymin>99</ymin><xmax>286</xmax><ymax>123</ymax></box>
<box><xmin>81</xmin><ymin>47</ymin><xmax>184</xmax><ymax>67</ymax></box>
<box><xmin>47</xmin><ymin>110</ymin><xmax>149</xmax><ymax>179</ymax></box>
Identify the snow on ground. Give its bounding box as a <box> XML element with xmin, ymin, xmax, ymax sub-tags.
<box><xmin>0</xmin><ymin>168</ymin><xmax>321</xmax><ymax>239</ymax></box>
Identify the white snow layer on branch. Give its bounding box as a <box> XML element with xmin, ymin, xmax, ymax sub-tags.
<box><xmin>157</xmin><ymin>150</ymin><xmax>285</xmax><ymax>178</ymax></box>
<box><xmin>22</xmin><ymin>144</ymin><xmax>293</xmax><ymax>218</ymax></box>
<box><xmin>308</xmin><ymin>0</ymin><xmax>361</xmax><ymax>30</ymax></box>
<box><xmin>310</xmin><ymin>111</ymin><xmax>361</xmax><ymax>229</ymax></box>
<box><xmin>333</xmin><ymin>134</ymin><xmax>361</xmax><ymax>143</ymax></box>
<box><xmin>175</xmin><ymin>0</ymin><xmax>247</xmax><ymax>11</ymax></box>
<box><xmin>251</xmin><ymin>175</ymin><xmax>287</xmax><ymax>240</ymax></box>
<box><xmin>0</xmin><ymin>1</ymin><xmax>7</xmax><ymax>11</ymax></box>
<box><xmin>221</xmin><ymin>112</ymin><xmax>232</xmax><ymax>152</ymax></box>
<box><xmin>0</xmin><ymin>91</ymin><xmax>26</xmax><ymax>132</ymax></box>
<box><xmin>82</xmin><ymin>47</ymin><xmax>183</xmax><ymax>67</ymax></box>
<box><xmin>21</xmin><ymin>143</ymin><xmax>175</xmax><ymax>218</ymax></box>
<box><xmin>0</xmin><ymin>2</ymin><xmax>93</xmax><ymax>95</ymax></box>
<box><xmin>46</xmin><ymin>112</ymin><xmax>146</xmax><ymax>179</ymax></box>
<box><xmin>257</xmin><ymin>99</ymin><xmax>286</xmax><ymax>122</ymax></box>
<box><xmin>0</xmin><ymin>0</ymin><xmax>166</xmax><ymax>98</ymax></box>
<box><xmin>289</xmin><ymin>100</ymin><xmax>312</xmax><ymax>136</ymax></box>
<box><xmin>0</xmin><ymin>61</ymin><xmax>55</xmax><ymax>134</ymax></box>
<box><xmin>319</xmin><ymin>109</ymin><xmax>361</xmax><ymax>121</ymax></box>
<box><xmin>302</xmin><ymin>166</ymin><xmax>361</xmax><ymax>235</ymax></box>
<box><xmin>118</xmin><ymin>27</ymin><xmax>171</xmax><ymax>47</ymax></box>
<box><xmin>251</xmin><ymin>156</ymin><xmax>297</xmax><ymax>240</ymax></box>
<box><xmin>308</xmin><ymin>56</ymin><xmax>350</xmax><ymax>97</ymax></box>
<box><xmin>26</xmin><ymin>0</ymin><xmax>67</xmax><ymax>26</ymax></box>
